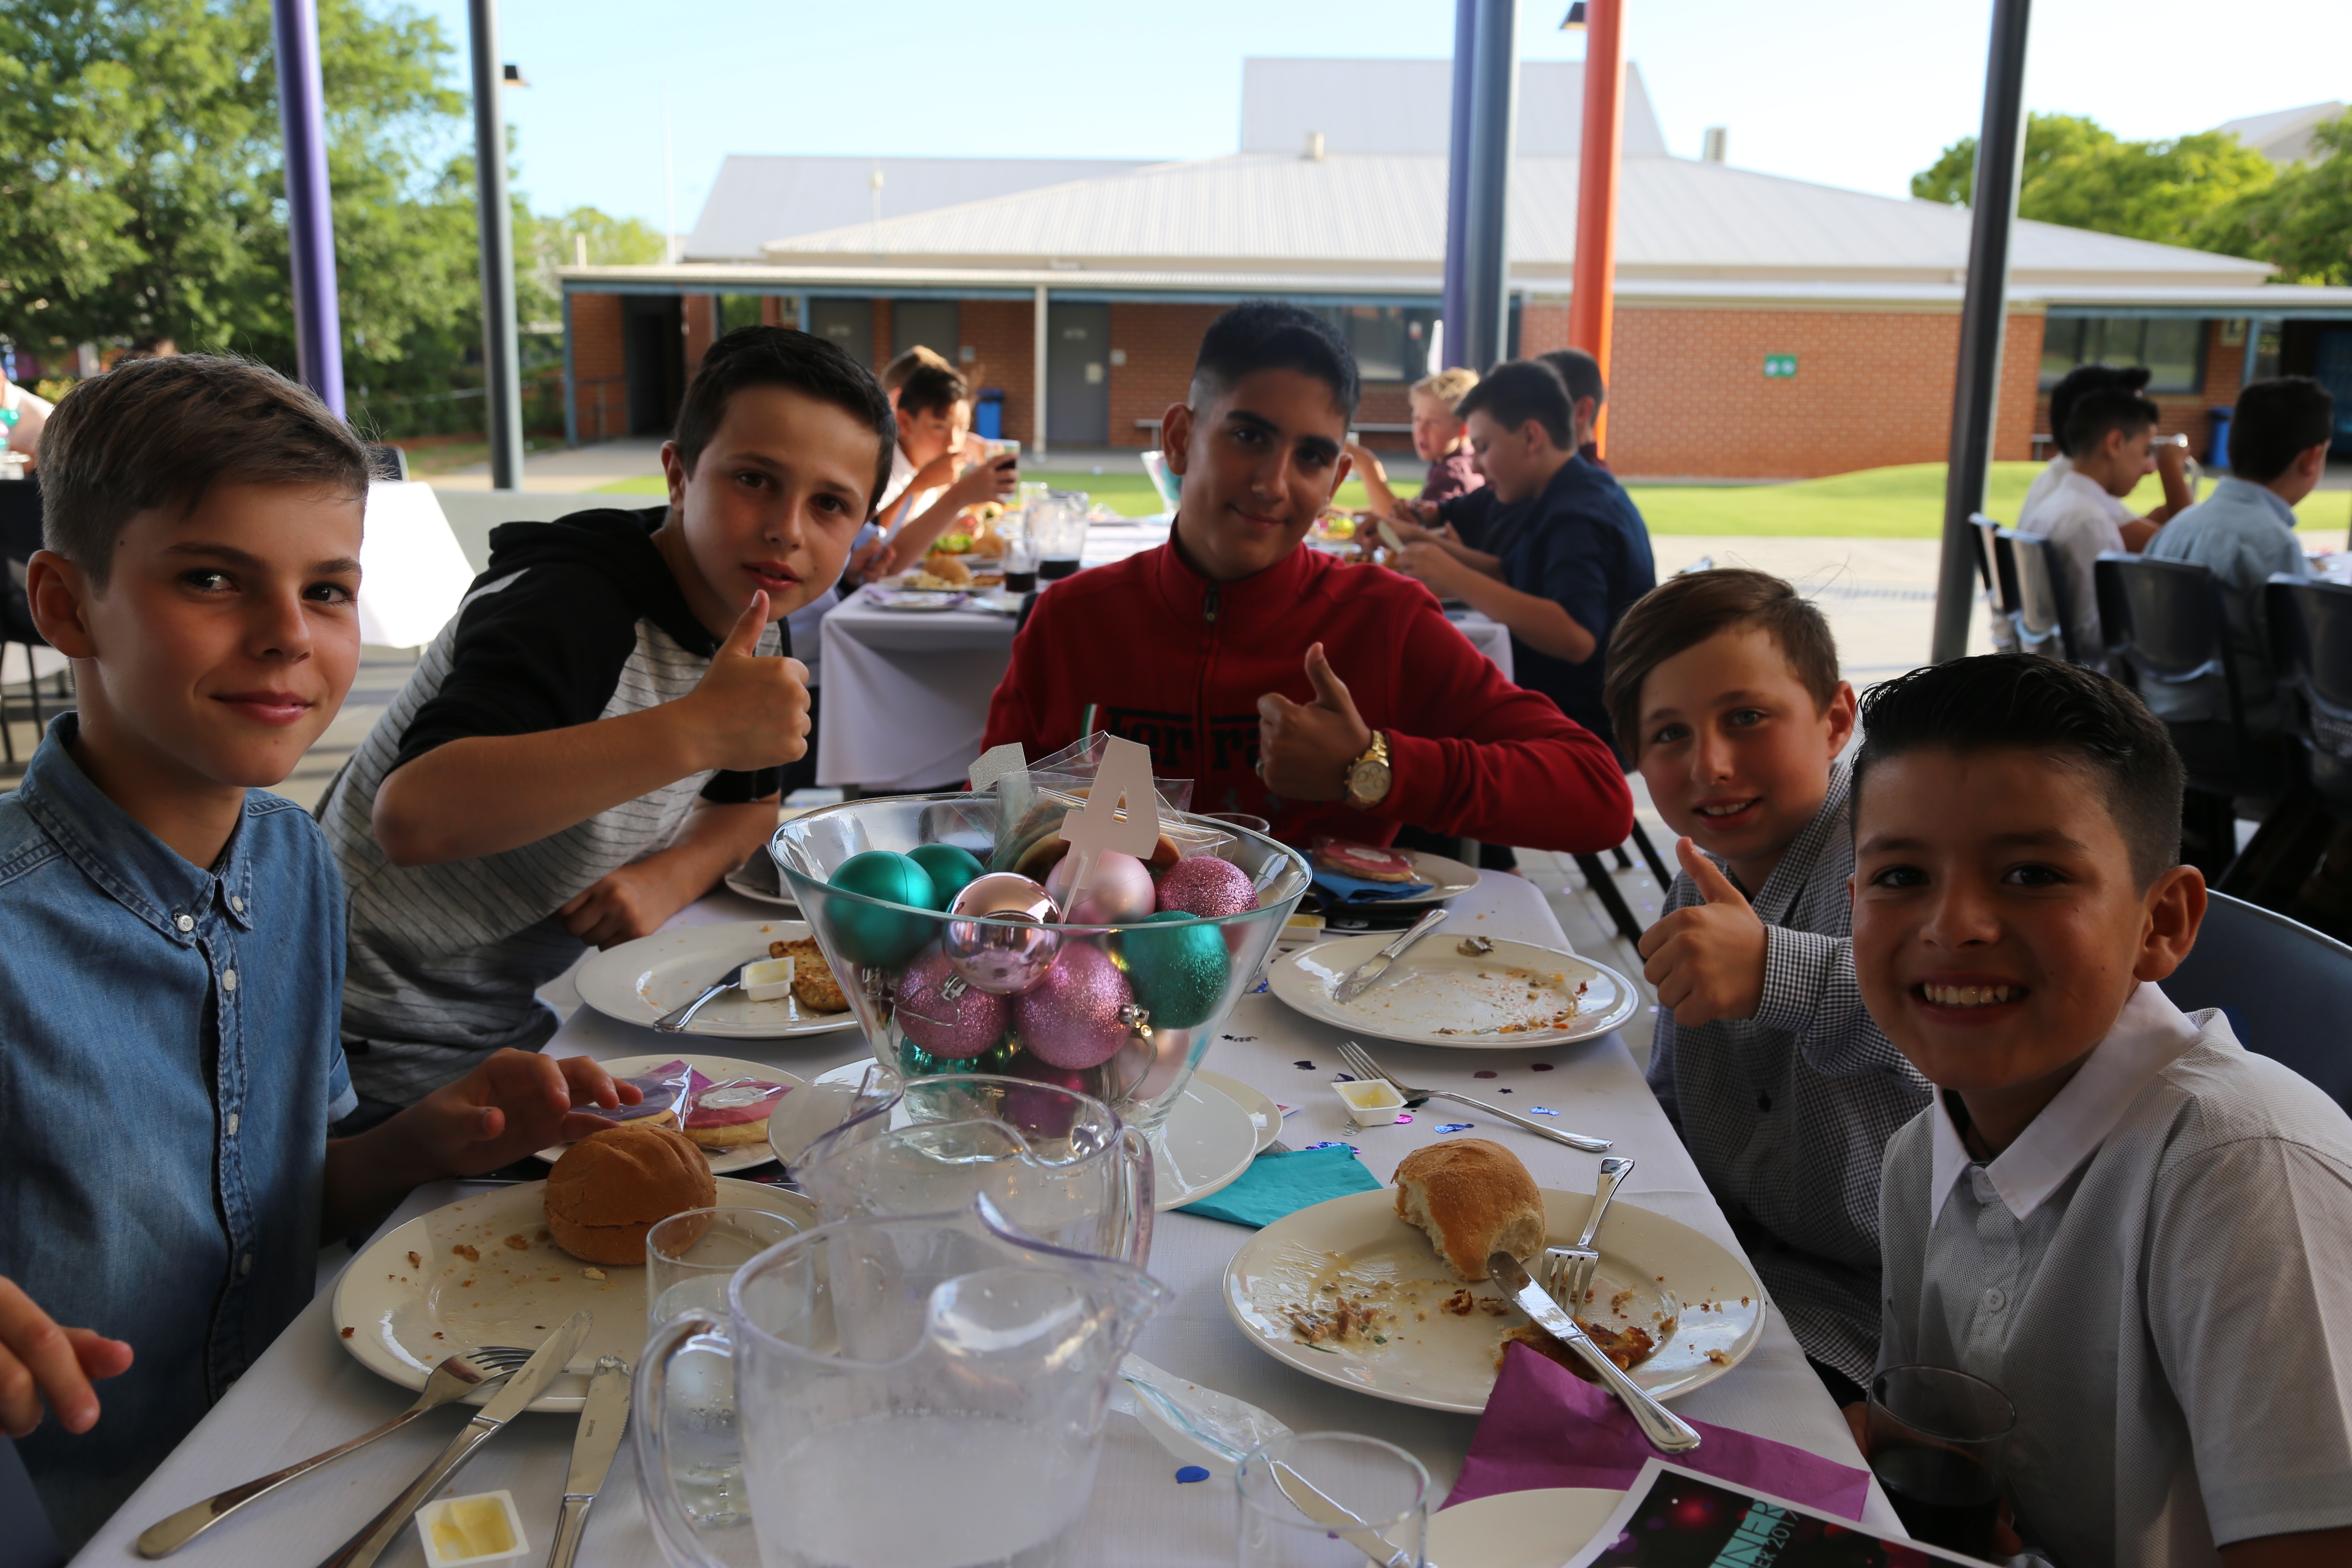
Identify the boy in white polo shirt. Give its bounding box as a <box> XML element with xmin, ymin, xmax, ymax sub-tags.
<box><xmin>2014</xmin><ymin>384</ymin><xmax>2163</xmax><ymax>662</ymax></box>
<box><xmin>1849</xmin><ymin>653</ymin><xmax>2352</xmax><ymax>1568</ymax></box>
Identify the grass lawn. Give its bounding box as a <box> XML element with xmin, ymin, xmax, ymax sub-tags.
<box><xmin>591</xmin><ymin>468</ymin><xmax>1403</xmax><ymax>515</ymax></box>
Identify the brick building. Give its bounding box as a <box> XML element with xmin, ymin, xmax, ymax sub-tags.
<box><xmin>557</xmin><ymin>60</ymin><xmax>2352</xmax><ymax>479</ymax></box>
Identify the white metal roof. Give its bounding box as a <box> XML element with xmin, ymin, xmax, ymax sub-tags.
<box><xmin>2214</xmin><ymin>101</ymin><xmax>2346</xmax><ymax>165</ymax></box>
<box><xmin>1237</xmin><ymin>58</ymin><xmax>1667</xmax><ymax>158</ymax></box>
<box><xmin>684</xmin><ymin>155</ymin><xmax>1154</xmax><ymax>262</ymax></box>
<box><xmin>749</xmin><ymin>151</ymin><xmax>2273</xmax><ymax>291</ymax></box>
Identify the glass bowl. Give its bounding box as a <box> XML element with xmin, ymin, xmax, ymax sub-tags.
<box><xmin>770</xmin><ymin>794</ymin><xmax>1310</xmax><ymax>1134</ymax></box>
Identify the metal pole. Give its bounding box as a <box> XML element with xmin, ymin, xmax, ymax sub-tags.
<box><xmin>1930</xmin><ymin>0</ymin><xmax>2031</xmax><ymax>664</ymax></box>
<box><xmin>1457</xmin><ymin>0</ymin><xmax>1518</xmax><ymax>371</ymax></box>
<box><xmin>1440</xmin><ymin>0</ymin><xmax>1479</xmax><ymax>369</ymax></box>
<box><xmin>270</xmin><ymin>0</ymin><xmax>343</xmax><ymax>415</ymax></box>
<box><xmin>469</xmin><ymin>0</ymin><xmax>524</xmax><ymax>489</ymax></box>
<box><xmin>1569</xmin><ymin>0</ymin><xmax>1626</xmax><ymax>456</ymax></box>
<box><xmin>1032</xmin><ymin>284</ymin><xmax>1050</xmax><ymax>459</ymax></box>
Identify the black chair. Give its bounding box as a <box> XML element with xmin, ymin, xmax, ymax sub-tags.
<box><xmin>2225</xmin><ymin>578</ymin><xmax>2352</xmax><ymax>910</ymax></box>
<box><xmin>2000</xmin><ymin>528</ymin><xmax>2077</xmax><ymax>664</ymax></box>
<box><xmin>2160</xmin><ymin>890</ymin><xmax>2352</xmax><ymax>1114</ymax></box>
<box><xmin>0</xmin><ymin>478</ymin><xmax>58</xmax><ymax>766</ymax></box>
<box><xmin>364</xmin><ymin>442</ymin><xmax>410</xmax><ymax>481</ymax></box>
<box><xmin>1972</xmin><ymin>513</ymin><xmax>2021</xmax><ymax>645</ymax></box>
<box><xmin>2094</xmin><ymin>554</ymin><xmax>2290</xmax><ymax>879</ymax></box>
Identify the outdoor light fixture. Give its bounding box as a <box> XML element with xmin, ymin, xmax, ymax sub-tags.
<box><xmin>502</xmin><ymin>62</ymin><xmax>528</xmax><ymax>87</ymax></box>
<box><xmin>1559</xmin><ymin>3</ymin><xmax>1586</xmax><ymax>29</ymax></box>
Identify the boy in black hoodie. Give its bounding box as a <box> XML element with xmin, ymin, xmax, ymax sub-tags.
<box><xmin>321</xmin><ymin>328</ymin><xmax>890</xmax><ymax>1109</ymax></box>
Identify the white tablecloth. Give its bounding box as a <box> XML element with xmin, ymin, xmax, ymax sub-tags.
<box><xmin>73</xmin><ymin>875</ymin><xmax>1897</xmax><ymax>1568</ymax></box>
<box><xmin>819</xmin><ymin>586</ymin><xmax>1515</xmax><ymax>792</ymax></box>
<box><xmin>358</xmin><ymin>481</ymin><xmax>476</xmax><ymax>649</ymax></box>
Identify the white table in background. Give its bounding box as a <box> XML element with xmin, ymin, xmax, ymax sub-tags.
<box><xmin>73</xmin><ymin>874</ymin><xmax>1897</xmax><ymax>1568</ymax></box>
<box><xmin>358</xmin><ymin>481</ymin><xmax>475</xmax><ymax>649</ymax></box>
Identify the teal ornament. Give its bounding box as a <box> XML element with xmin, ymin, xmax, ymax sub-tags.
<box><xmin>908</xmin><ymin>843</ymin><xmax>986</xmax><ymax>908</ymax></box>
<box><xmin>979</xmin><ymin>1039</ymin><xmax>1024</xmax><ymax>1074</ymax></box>
<box><xmin>897</xmin><ymin>1039</ymin><xmax>946</xmax><ymax>1078</ymax></box>
<box><xmin>1116</xmin><ymin>910</ymin><xmax>1231</xmax><ymax>1030</ymax></box>
<box><xmin>827</xmin><ymin>850</ymin><xmax>937</xmax><ymax>967</ymax></box>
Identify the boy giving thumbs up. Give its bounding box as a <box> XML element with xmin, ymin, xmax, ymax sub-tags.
<box><xmin>321</xmin><ymin>328</ymin><xmax>891</xmax><ymax>1111</ymax></box>
<box><xmin>1603</xmin><ymin>569</ymin><xmax>1929</xmax><ymax>1405</ymax></box>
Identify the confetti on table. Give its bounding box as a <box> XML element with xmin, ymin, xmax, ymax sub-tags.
<box><xmin>1294</xmin><ymin>1060</ymin><xmax>1316</xmax><ymax>1070</ymax></box>
<box><xmin>1222</xmin><ymin>1034</ymin><xmax>1258</xmax><ymax>1042</ymax></box>
<box><xmin>1497</xmin><ymin>1087</ymin><xmax>1514</xmax><ymax>1094</ymax></box>
<box><xmin>1175</xmin><ymin>1466</ymin><xmax>1211</xmax><ymax>1484</ymax></box>
<box><xmin>1531</xmin><ymin>1063</ymin><xmax>1556</xmax><ymax>1073</ymax></box>
<box><xmin>1528</xmin><ymin>1106</ymin><xmax>1559</xmax><ymax>1117</ymax></box>
<box><xmin>1395</xmin><ymin>1113</ymin><xmax>1413</xmax><ymax>1123</ymax></box>
<box><xmin>1473</xmin><ymin>1069</ymin><xmax>1498</xmax><ymax>1079</ymax></box>
<box><xmin>1304</xmin><ymin>1140</ymin><xmax>1358</xmax><ymax>1152</ymax></box>
<box><xmin>1436</xmin><ymin>1122</ymin><xmax>1475</xmax><ymax>1134</ymax></box>
<box><xmin>1250</xmin><ymin>979</ymin><xmax>1270</xmax><ymax>994</ymax></box>
<box><xmin>1334</xmin><ymin>1072</ymin><xmax>1357</xmax><ymax>1082</ymax></box>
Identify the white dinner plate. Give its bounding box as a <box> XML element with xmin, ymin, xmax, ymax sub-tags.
<box><xmin>865</xmin><ymin>588</ymin><xmax>966</xmax><ymax>612</ymax></box>
<box><xmin>1192</xmin><ymin>1068</ymin><xmax>1284</xmax><ymax>1154</ymax></box>
<box><xmin>720</xmin><ymin>854</ymin><xmax>797</xmax><ymax>908</ymax></box>
<box><xmin>574</xmin><ymin>920</ymin><xmax>860</xmax><ymax>1039</ymax></box>
<box><xmin>1223</xmin><ymin>1186</ymin><xmax>1764</xmax><ymax>1414</ymax></box>
<box><xmin>531</xmin><ymin>1054</ymin><xmax>807</xmax><ymax>1175</ymax></box>
<box><xmin>1315</xmin><ymin>848</ymin><xmax>1482</xmax><ymax>910</ymax></box>
<box><xmin>1269</xmin><ymin>936</ymin><xmax>1640</xmax><ymax>1049</ymax></box>
<box><xmin>1428</xmin><ymin>1488</ymin><xmax>1626</xmax><ymax>1568</ymax></box>
<box><xmin>1152</xmin><ymin>1076</ymin><xmax>1261</xmax><ymax>1210</ymax></box>
<box><xmin>335</xmin><ymin>1176</ymin><xmax>816</xmax><ymax>1412</ymax></box>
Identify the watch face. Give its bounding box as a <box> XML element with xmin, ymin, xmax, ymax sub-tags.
<box><xmin>1349</xmin><ymin>759</ymin><xmax>1393</xmax><ymax>803</ymax></box>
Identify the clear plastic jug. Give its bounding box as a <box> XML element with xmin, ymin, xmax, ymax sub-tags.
<box><xmin>636</xmin><ymin>1201</ymin><xmax>1169</xmax><ymax>1568</ymax></box>
<box><xmin>793</xmin><ymin>1075</ymin><xmax>1154</xmax><ymax>1266</ymax></box>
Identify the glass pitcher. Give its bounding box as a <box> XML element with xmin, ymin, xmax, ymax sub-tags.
<box><xmin>636</xmin><ymin>1201</ymin><xmax>1170</xmax><ymax>1568</ymax></box>
<box><xmin>793</xmin><ymin>1075</ymin><xmax>1153</xmax><ymax>1266</ymax></box>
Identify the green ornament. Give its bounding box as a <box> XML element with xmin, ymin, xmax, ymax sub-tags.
<box><xmin>908</xmin><ymin>843</ymin><xmax>986</xmax><ymax>908</ymax></box>
<box><xmin>979</xmin><ymin>1039</ymin><xmax>1024</xmax><ymax>1074</ymax></box>
<box><xmin>1115</xmin><ymin>910</ymin><xmax>1231</xmax><ymax>1030</ymax></box>
<box><xmin>897</xmin><ymin>1040</ymin><xmax>946</xmax><ymax>1078</ymax></box>
<box><xmin>826</xmin><ymin>849</ymin><xmax>937</xmax><ymax>968</ymax></box>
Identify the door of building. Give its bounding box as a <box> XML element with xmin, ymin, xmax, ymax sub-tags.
<box><xmin>1047</xmin><ymin>302</ymin><xmax>1110</xmax><ymax>447</ymax></box>
<box><xmin>623</xmin><ymin>295</ymin><xmax>685</xmax><ymax>436</ymax></box>
<box><xmin>810</xmin><ymin>298</ymin><xmax>874</xmax><ymax>368</ymax></box>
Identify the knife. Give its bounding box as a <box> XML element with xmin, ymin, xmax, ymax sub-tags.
<box><xmin>1488</xmin><ymin>1252</ymin><xmax>1702</xmax><ymax>1455</ymax></box>
<box><xmin>543</xmin><ymin>1355</ymin><xmax>631</xmax><ymax>1568</ymax></box>
<box><xmin>1332</xmin><ymin>907</ymin><xmax>1449</xmax><ymax>1004</ymax></box>
<box><xmin>1268</xmin><ymin>1461</ymin><xmax>1428</xmax><ymax>1568</ymax></box>
<box><xmin>317</xmin><ymin>1311</ymin><xmax>594</xmax><ymax>1568</ymax></box>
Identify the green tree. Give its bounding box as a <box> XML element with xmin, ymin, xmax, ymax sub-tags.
<box><xmin>1911</xmin><ymin>111</ymin><xmax>2277</xmax><ymax>249</ymax></box>
<box><xmin>2193</xmin><ymin>112</ymin><xmax>2352</xmax><ymax>285</ymax></box>
<box><xmin>516</xmin><ymin>205</ymin><xmax>666</xmax><ymax>329</ymax></box>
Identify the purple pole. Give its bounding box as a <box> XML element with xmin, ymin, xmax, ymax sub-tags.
<box><xmin>1441</xmin><ymin>0</ymin><xmax>1477</xmax><ymax>369</ymax></box>
<box><xmin>273</xmin><ymin>0</ymin><xmax>345</xmax><ymax>415</ymax></box>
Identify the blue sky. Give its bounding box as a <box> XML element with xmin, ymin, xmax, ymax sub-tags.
<box><xmin>405</xmin><ymin>0</ymin><xmax>2352</xmax><ymax>230</ymax></box>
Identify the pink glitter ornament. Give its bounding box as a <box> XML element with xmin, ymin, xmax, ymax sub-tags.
<box><xmin>943</xmin><ymin>873</ymin><xmax>1064</xmax><ymax>995</ymax></box>
<box><xmin>1014</xmin><ymin>943</ymin><xmax>1135</xmax><ymax>1069</ymax></box>
<box><xmin>1153</xmin><ymin>855</ymin><xmax>1257</xmax><ymax>919</ymax></box>
<box><xmin>1044</xmin><ymin>849</ymin><xmax>1156</xmax><ymax>925</ymax></box>
<box><xmin>894</xmin><ymin>943</ymin><xmax>1008</xmax><ymax>1059</ymax></box>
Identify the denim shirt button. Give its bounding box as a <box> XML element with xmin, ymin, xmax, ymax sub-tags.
<box><xmin>230</xmin><ymin>895</ymin><xmax>245</xmax><ymax>914</ymax></box>
<box><xmin>226</xmin><ymin>1112</ymin><xmax>241</xmax><ymax>1137</ymax></box>
<box><xmin>175</xmin><ymin>914</ymin><xmax>195</xmax><ymax>933</ymax></box>
<box><xmin>223</xmin><ymin>968</ymin><xmax>239</xmax><ymax>992</ymax></box>
<box><xmin>239</xmin><ymin>1253</ymin><xmax>254</xmax><ymax>1277</ymax></box>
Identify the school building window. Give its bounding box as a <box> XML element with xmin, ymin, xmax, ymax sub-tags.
<box><xmin>2039</xmin><ymin>315</ymin><xmax>2206</xmax><ymax>394</ymax></box>
<box><xmin>1311</xmin><ymin>306</ymin><xmax>1443</xmax><ymax>383</ymax></box>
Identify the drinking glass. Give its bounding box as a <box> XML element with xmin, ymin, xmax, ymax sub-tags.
<box><xmin>1202</xmin><ymin>812</ymin><xmax>1272</xmax><ymax>835</ymax></box>
<box><xmin>1234</xmin><ymin>1433</ymin><xmax>1428</xmax><ymax>1567</ymax></box>
<box><xmin>644</xmin><ymin>1207</ymin><xmax>806</xmax><ymax>1534</ymax></box>
<box><xmin>1003</xmin><ymin>533</ymin><xmax>1040</xmax><ymax>594</ymax></box>
<box><xmin>1865</xmin><ymin>1364</ymin><xmax>2016</xmax><ymax>1558</ymax></box>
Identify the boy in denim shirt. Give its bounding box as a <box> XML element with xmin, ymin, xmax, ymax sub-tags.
<box><xmin>0</xmin><ymin>357</ymin><xmax>635</xmax><ymax>1547</ymax></box>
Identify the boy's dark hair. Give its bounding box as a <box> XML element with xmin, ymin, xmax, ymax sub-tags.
<box><xmin>1455</xmin><ymin>360</ymin><xmax>1574</xmax><ymax>450</ymax></box>
<box><xmin>895</xmin><ymin>360</ymin><xmax>969</xmax><ymax>420</ymax></box>
<box><xmin>1190</xmin><ymin>301</ymin><xmax>1360</xmax><ymax>418</ymax></box>
<box><xmin>2227</xmin><ymin>376</ymin><xmax>2335</xmax><ymax>484</ymax></box>
<box><xmin>2061</xmin><ymin>385</ymin><xmax>2161</xmax><ymax>459</ymax></box>
<box><xmin>2047</xmin><ymin>362</ymin><xmax>2150</xmax><ymax>456</ymax></box>
<box><xmin>674</xmin><ymin>326</ymin><xmax>895</xmax><ymax>512</ymax></box>
<box><xmin>38</xmin><ymin>354</ymin><xmax>368</xmax><ymax>588</ymax></box>
<box><xmin>1853</xmin><ymin>653</ymin><xmax>2184</xmax><ymax>889</ymax></box>
<box><xmin>1535</xmin><ymin>347</ymin><xmax>1607</xmax><ymax>411</ymax></box>
<box><xmin>1603</xmin><ymin>569</ymin><xmax>1841</xmax><ymax>760</ymax></box>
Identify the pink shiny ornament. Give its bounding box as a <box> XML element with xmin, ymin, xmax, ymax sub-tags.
<box><xmin>1154</xmin><ymin>855</ymin><xmax>1257</xmax><ymax>919</ymax></box>
<box><xmin>1044</xmin><ymin>849</ymin><xmax>1156</xmax><ymax>925</ymax></box>
<box><xmin>944</xmin><ymin>873</ymin><xmax>1063</xmax><ymax>995</ymax></box>
<box><xmin>1014</xmin><ymin>942</ymin><xmax>1135</xmax><ymax>1069</ymax></box>
<box><xmin>894</xmin><ymin>943</ymin><xmax>1009</xmax><ymax>1059</ymax></box>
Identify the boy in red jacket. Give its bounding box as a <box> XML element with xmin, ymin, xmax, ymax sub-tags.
<box><xmin>980</xmin><ymin>303</ymin><xmax>1631</xmax><ymax>853</ymax></box>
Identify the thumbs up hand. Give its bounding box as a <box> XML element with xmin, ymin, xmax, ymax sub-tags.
<box><xmin>1636</xmin><ymin>836</ymin><xmax>1769</xmax><ymax>1027</ymax></box>
<box><xmin>684</xmin><ymin>590</ymin><xmax>813</xmax><ymax>772</ymax></box>
<box><xmin>1255</xmin><ymin>642</ymin><xmax>1375</xmax><ymax>800</ymax></box>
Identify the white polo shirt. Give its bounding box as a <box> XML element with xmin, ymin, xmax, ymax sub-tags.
<box><xmin>2016</xmin><ymin>470</ymin><xmax>2133</xmax><ymax>658</ymax></box>
<box><xmin>1877</xmin><ymin>983</ymin><xmax>2352</xmax><ymax>1568</ymax></box>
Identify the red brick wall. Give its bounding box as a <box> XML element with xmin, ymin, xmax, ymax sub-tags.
<box><xmin>869</xmin><ymin>300</ymin><xmax>893</xmax><ymax>371</ymax></box>
<box><xmin>959</xmin><ymin>298</ymin><xmax>1038</xmax><ymax>445</ymax></box>
<box><xmin>1108</xmin><ymin>303</ymin><xmax>1220</xmax><ymax>447</ymax></box>
<box><xmin>569</xmin><ymin>292</ymin><xmax>626</xmax><ymax>447</ymax></box>
<box><xmin>683</xmin><ymin>295</ymin><xmax>717</xmax><ymax>382</ymax></box>
<box><xmin>760</xmin><ymin>296</ymin><xmax>787</xmax><ymax>328</ymax></box>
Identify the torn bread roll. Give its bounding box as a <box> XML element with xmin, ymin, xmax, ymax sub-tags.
<box><xmin>1393</xmin><ymin>1138</ymin><xmax>1545</xmax><ymax>1282</ymax></box>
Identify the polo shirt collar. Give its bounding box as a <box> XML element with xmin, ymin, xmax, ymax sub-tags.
<box><xmin>2211</xmin><ymin>476</ymin><xmax>2298</xmax><ymax>530</ymax></box>
<box><xmin>16</xmin><ymin>714</ymin><xmax>262</xmax><ymax>943</ymax></box>
<box><xmin>1928</xmin><ymin>979</ymin><xmax>2203</xmax><ymax>1225</ymax></box>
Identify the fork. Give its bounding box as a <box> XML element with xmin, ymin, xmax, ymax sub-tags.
<box><xmin>1542</xmin><ymin>1156</ymin><xmax>1633</xmax><ymax>1309</ymax></box>
<box><xmin>1335</xmin><ymin>1040</ymin><xmax>1611</xmax><ymax>1153</ymax></box>
<box><xmin>135</xmin><ymin>1346</ymin><xmax>535</xmax><ymax>1558</ymax></box>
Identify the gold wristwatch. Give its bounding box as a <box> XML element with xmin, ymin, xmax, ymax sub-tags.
<box><xmin>1343</xmin><ymin>730</ymin><xmax>1393</xmax><ymax>809</ymax></box>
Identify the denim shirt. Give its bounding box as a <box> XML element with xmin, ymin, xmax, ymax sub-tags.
<box><xmin>0</xmin><ymin>717</ymin><xmax>355</xmax><ymax>1548</ymax></box>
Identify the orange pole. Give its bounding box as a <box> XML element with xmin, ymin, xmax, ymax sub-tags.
<box><xmin>1569</xmin><ymin>0</ymin><xmax>1625</xmax><ymax>456</ymax></box>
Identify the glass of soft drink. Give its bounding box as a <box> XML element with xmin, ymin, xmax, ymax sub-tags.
<box><xmin>1865</xmin><ymin>1364</ymin><xmax>2015</xmax><ymax>1558</ymax></box>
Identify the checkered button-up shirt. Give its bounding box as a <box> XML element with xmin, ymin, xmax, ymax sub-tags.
<box><xmin>1646</xmin><ymin>760</ymin><xmax>1932</xmax><ymax>1383</ymax></box>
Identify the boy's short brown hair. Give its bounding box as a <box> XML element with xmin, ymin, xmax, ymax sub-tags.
<box><xmin>1603</xmin><ymin>568</ymin><xmax>1841</xmax><ymax>759</ymax></box>
<box><xmin>39</xmin><ymin>355</ymin><xmax>369</xmax><ymax>588</ymax></box>
<box><xmin>881</xmin><ymin>344</ymin><xmax>953</xmax><ymax>393</ymax></box>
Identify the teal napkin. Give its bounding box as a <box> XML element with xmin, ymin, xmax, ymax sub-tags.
<box><xmin>1180</xmin><ymin>1144</ymin><xmax>1383</xmax><ymax>1228</ymax></box>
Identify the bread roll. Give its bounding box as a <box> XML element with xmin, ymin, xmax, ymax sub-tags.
<box><xmin>1393</xmin><ymin>1139</ymin><xmax>1544</xmax><ymax>1282</ymax></box>
<box><xmin>544</xmin><ymin>1122</ymin><xmax>717</xmax><ymax>1265</ymax></box>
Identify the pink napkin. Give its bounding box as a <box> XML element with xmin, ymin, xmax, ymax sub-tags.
<box><xmin>1444</xmin><ymin>1344</ymin><xmax>1872</xmax><ymax>1520</ymax></box>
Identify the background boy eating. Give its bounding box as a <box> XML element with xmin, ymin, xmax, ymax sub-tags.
<box><xmin>1854</xmin><ymin>655</ymin><xmax>2352</xmax><ymax>1568</ymax></box>
<box><xmin>1602</xmin><ymin>569</ymin><xmax>1929</xmax><ymax>1403</ymax></box>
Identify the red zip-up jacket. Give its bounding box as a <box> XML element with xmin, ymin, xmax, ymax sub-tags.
<box><xmin>980</xmin><ymin>541</ymin><xmax>1633</xmax><ymax>852</ymax></box>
